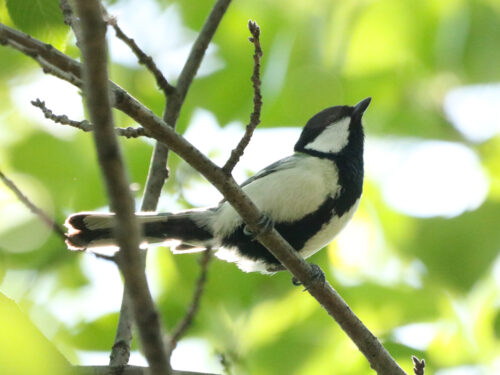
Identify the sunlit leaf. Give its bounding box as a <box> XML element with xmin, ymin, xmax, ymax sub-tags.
<box><xmin>0</xmin><ymin>292</ymin><xmax>69</xmax><ymax>374</ymax></box>
<box><xmin>6</xmin><ymin>0</ymin><xmax>69</xmax><ymax>49</ymax></box>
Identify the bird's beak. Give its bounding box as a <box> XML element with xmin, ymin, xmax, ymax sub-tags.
<box><xmin>353</xmin><ymin>97</ymin><xmax>371</xmax><ymax>117</ymax></box>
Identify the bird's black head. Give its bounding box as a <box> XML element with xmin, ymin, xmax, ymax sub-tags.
<box><xmin>294</xmin><ymin>97</ymin><xmax>371</xmax><ymax>157</ymax></box>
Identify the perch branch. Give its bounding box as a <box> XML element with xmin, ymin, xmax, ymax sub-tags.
<box><xmin>32</xmin><ymin>99</ymin><xmax>148</xmax><ymax>138</ymax></box>
<box><xmin>0</xmin><ymin>169</ymin><xmax>66</xmax><ymax>240</ymax></box>
<box><xmin>73</xmin><ymin>1</ymin><xmax>171</xmax><ymax>375</ymax></box>
<box><xmin>222</xmin><ymin>20</ymin><xmax>263</xmax><ymax>174</ymax></box>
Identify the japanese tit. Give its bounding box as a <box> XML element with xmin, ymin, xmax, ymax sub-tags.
<box><xmin>65</xmin><ymin>97</ymin><xmax>371</xmax><ymax>274</ymax></box>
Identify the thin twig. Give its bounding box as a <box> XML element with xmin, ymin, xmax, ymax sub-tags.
<box><xmin>0</xmin><ymin>169</ymin><xmax>66</xmax><ymax>240</ymax></box>
<box><xmin>4</xmin><ymin>36</ymin><xmax>83</xmax><ymax>88</ymax></box>
<box><xmin>58</xmin><ymin>0</ymin><xmax>77</xmax><ymax>32</ymax></box>
<box><xmin>170</xmin><ymin>249</ymin><xmax>213</xmax><ymax>351</ymax></box>
<box><xmin>169</xmin><ymin>0</ymin><xmax>233</xmax><ymax>122</ymax></box>
<box><xmin>106</xmin><ymin>15</ymin><xmax>175</xmax><ymax>97</ymax></box>
<box><xmin>0</xmin><ymin>23</ymin><xmax>82</xmax><ymax>77</ymax></box>
<box><xmin>222</xmin><ymin>20</ymin><xmax>263</xmax><ymax>175</ymax></box>
<box><xmin>73</xmin><ymin>1</ymin><xmax>171</xmax><ymax>375</ymax></box>
<box><xmin>31</xmin><ymin>99</ymin><xmax>148</xmax><ymax>138</ymax></box>
<box><xmin>412</xmin><ymin>356</ymin><xmax>425</xmax><ymax>375</ymax></box>
<box><xmin>58</xmin><ymin>0</ymin><xmax>73</xmax><ymax>26</ymax></box>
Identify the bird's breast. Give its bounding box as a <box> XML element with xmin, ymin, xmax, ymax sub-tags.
<box><xmin>299</xmin><ymin>198</ymin><xmax>360</xmax><ymax>259</ymax></box>
<box><xmin>212</xmin><ymin>156</ymin><xmax>340</xmax><ymax>237</ymax></box>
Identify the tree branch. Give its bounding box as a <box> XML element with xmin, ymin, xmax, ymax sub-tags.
<box><xmin>167</xmin><ymin>0</ymin><xmax>232</xmax><ymax>124</ymax></box>
<box><xmin>412</xmin><ymin>356</ymin><xmax>425</xmax><ymax>375</ymax></box>
<box><xmin>0</xmin><ymin>23</ymin><xmax>82</xmax><ymax>80</ymax></box>
<box><xmin>31</xmin><ymin>99</ymin><xmax>148</xmax><ymax>138</ymax></box>
<box><xmin>73</xmin><ymin>1</ymin><xmax>171</xmax><ymax>375</ymax></box>
<box><xmin>104</xmin><ymin>13</ymin><xmax>175</xmax><ymax>97</ymax></box>
<box><xmin>59</xmin><ymin>0</ymin><xmax>82</xmax><ymax>42</ymax></box>
<box><xmin>0</xmin><ymin>169</ymin><xmax>66</xmax><ymax>240</ymax></box>
<box><xmin>222</xmin><ymin>20</ymin><xmax>263</xmax><ymax>175</ymax></box>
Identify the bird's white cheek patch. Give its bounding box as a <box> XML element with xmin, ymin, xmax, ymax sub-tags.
<box><xmin>305</xmin><ymin>117</ymin><xmax>351</xmax><ymax>154</ymax></box>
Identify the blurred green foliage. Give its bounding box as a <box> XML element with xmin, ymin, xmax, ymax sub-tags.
<box><xmin>1</xmin><ymin>0</ymin><xmax>500</xmax><ymax>374</ymax></box>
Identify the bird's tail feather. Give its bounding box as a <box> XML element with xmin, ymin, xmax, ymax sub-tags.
<box><xmin>65</xmin><ymin>211</ymin><xmax>213</xmax><ymax>250</ymax></box>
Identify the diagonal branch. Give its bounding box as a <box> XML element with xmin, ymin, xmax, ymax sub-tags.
<box><xmin>73</xmin><ymin>1</ymin><xmax>171</xmax><ymax>375</ymax></box>
<box><xmin>168</xmin><ymin>0</ymin><xmax>232</xmax><ymax>124</ymax></box>
<box><xmin>222</xmin><ymin>20</ymin><xmax>263</xmax><ymax>175</ymax></box>
<box><xmin>0</xmin><ymin>23</ymin><xmax>82</xmax><ymax>78</ymax></box>
<box><xmin>0</xmin><ymin>169</ymin><xmax>66</xmax><ymax>240</ymax></box>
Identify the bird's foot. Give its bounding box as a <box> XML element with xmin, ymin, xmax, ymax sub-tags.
<box><xmin>243</xmin><ymin>214</ymin><xmax>274</xmax><ymax>240</ymax></box>
<box><xmin>291</xmin><ymin>263</ymin><xmax>325</xmax><ymax>291</ymax></box>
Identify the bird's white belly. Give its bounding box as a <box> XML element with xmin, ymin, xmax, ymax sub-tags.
<box><xmin>299</xmin><ymin>198</ymin><xmax>360</xmax><ymax>259</ymax></box>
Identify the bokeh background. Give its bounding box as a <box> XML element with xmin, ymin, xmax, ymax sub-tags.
<box><xmin>1</xmin><ymin>0</ymin><xmax>500</xmax><ymax>374</ymax></box>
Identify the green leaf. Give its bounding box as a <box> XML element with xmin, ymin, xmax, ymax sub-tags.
<box><xmin>403</xmin><ymin>202</ymin><xmax>500</xmax><ymax>293</ymax></box>
<box><xmin>8</xmin><ymin>130</ymin><xmax>107</xmax><ymax>211</ymax></box>
<box><xmin>6</xmin><ymin>0</ymin><xmax>69</xmax><ymax>49</ymax></box>
<box><xmin>493</xmin><ymin>309</ymin><xmax>500</xmax><ymax>339</ymax></box>
<box><xmin>0</xmin><ymin>291</ymin><xmax>69</xmax><ymax>374</ymax></box>
<box><xmin>70</xmin><ymin>312</ymin><xmax>118</xmax><ymax>350</ymax></box>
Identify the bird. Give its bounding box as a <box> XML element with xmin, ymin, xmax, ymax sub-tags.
<box><xmin>65</xmin><ymin>97</ymin><xmax>371</xmax><ymax>274</ymax></box>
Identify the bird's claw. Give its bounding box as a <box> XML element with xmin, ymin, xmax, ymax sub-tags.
<box><xmin>291</xmin><ymin>263</ymin><xmax>326</xmax><ymax>291</ymax></box>
<box><xmin>243</xmin><ymin>214</ymin><xmax>274</xmax><ymax>240</ymax></box>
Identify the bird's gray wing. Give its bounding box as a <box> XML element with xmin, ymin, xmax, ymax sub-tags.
<box><xmin>239</xmin><ymin>154</ymin><xmax>302</xmax><ymax>188</ymax></box>
<box><xmin>217</xmin><ymin>154</ymin><xmax>302</xmax><ymax>205</ymax></box>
